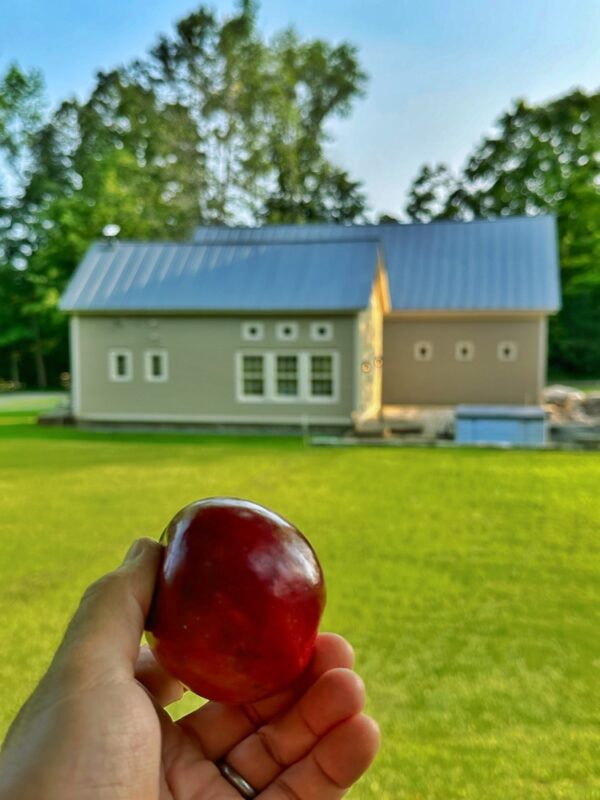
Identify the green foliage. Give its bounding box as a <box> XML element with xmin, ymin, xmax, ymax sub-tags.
<box><xmin>405</xmin><ymin>89</ymin><xmax>600</xmax><ymax>376</ymax></box>
<box><xmin>0</xmin><ymin>63</ymin><xmax>44</xmax><ymax>191</ymax></box>
<box><xmin>0</xmin><ymin>1</ymin><xmax>367</xmax><ymax>387</ymax></box>
<box><xmin>143</xmin><ymin>6</ymin><xmax>367</xmax><ymax>223</ymax></box>
<box><xmin>0</xmin><ymin>428</ymin><xmax>599</xmax><ymax>799</ymax></box>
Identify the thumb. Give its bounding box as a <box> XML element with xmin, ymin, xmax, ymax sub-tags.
<box><xmin>57</xmin><ymin>538</ymin><xmax>163</xmax><ymax>679</ymax></box>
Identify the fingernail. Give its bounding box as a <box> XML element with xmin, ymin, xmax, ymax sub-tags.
<box><xmin>123</xmin><ymin>539</ymin><xmax>145</xmax><ymax>563</ymax></box>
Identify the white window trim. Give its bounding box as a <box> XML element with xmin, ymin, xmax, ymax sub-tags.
<box><xmin>241</xmin><ymin>321</ymin><xmax>265</xmax><ymax>342</ymax></box>
<box><xmin>144</xmin><ymin>349</ymin><xmax>169</xmax><ymax>382</ymax></box>
<box><xmin>273</xmin><ymin>351</ymin><xmax>301</xmax><ymax>401</ymax></box>
<box><xmin>235</xmin><ymin>351</ymin><xmax>339</xmax><ymax>404</ymax></box>
<box><xmin>455</xmin><ymin>340</ymin><xmax>475</xmax><ymax>362</ymax></box>
<box><xmin>414</xmin><ymin>341</ymin><xmax>433</xmax><ymax>361</ymax></box>
<box><xmin>497</xmin><ymin>341</ymin><xmax>518</xmax><ymax>362</ymax></box>
<box><xmin>108</xmin><ymin>349</ymin><xmax>133</xmax><ymax>382</ymax></box>
<box><xmin>306</xmin><ymin>352</ymin><xmax>339</xmax><ymax>404</ymax></box>
<box><xmin>310</xmin><ymin>321</ymin><xmax>334</xmax><ymax>342</ymax></box>
<box><xmin>275</xmin><ymin>321</ymin><xmax>299</xmax><ymax>342</ymax></box>
<box><xmin>236</xmin><ymin>352</ymin><xmax>267</xmax><ymax>402</ymax></box>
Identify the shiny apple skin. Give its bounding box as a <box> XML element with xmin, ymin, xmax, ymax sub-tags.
<box><xmin>146</xmin><ymin>498</ymin><xmax>326</xmax><ymax>704</ymax></box>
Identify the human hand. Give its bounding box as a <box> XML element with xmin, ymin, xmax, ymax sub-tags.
<box><xmin>0</xmin><ymin>538</ymin><xmax>380</xmax><ymax>799</ymax></box>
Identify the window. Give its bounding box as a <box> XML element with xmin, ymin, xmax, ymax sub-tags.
<box><xmin>241</xmin><ymin>321</ymin><xmax>264</xmax><ymax>342</ymax></box>
<box><xmin>144</xmin><ymin>350</ymin><xmax>168</xmax><ymax>382</ymax></box>
<box><xmin>310</xmin><ymin>354</ymin><xmax>334</xmax><ymax>398</ymax></box>
<box><xmin>310</xmin><ymin>321</ymin><xmax>333</xmax><ymax>341</ymax></box>
<box><xmin>498</xmin><ymin>341</ymin><xmax>518</xmax><ymax>362</ymax></box>
<box><xmin>275</xmin><ymin>355</ymin><xmax>299</xmax><ymax>398</ymax></box>
<box><xmin>455</xmin><ymin>341</ymin><xmax>475</xmax><ymax>361</ymax></box>
<box><xmin>414</xmin><ymin>341</ymin><xmax>433</xmax><ymax>361</ymax></box>
<box><xmin>236</xmin><ymin>351</ymin><xmax>338</xmax><ymax>403</ymax></box>
<box><xmin>108</xmin><ymin>349</ymin><xmax>132</xmax><ymax>382</ymax></box>
<box><xmin>241</xmin><ymin>354</ymin><xmax>265</xmax><ymax>398</ymax></box>
<box><xmin>276</xmin><ymin>322</ymin><xmax>298</xmax><ymax>342</ymax></box>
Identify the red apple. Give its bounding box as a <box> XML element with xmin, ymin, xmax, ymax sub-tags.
<box><xmin>146</xmin><ymin>497</ymin><xmax>326</xmax><ymax>704</ymax></box>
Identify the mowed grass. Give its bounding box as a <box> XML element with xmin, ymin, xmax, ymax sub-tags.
<box><xmin>0</xmin><ymin>423</ymin><xmax>599</xmax><ymax>799</ymax></box>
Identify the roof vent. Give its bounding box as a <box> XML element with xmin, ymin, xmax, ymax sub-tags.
<box><xmin>102</xmin><ymin>224</ymin><xmax>121</xmax><ymax>245</ymax></box>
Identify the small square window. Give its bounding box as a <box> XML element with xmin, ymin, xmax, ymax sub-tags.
<box><xmin>455</xmin><ymin>341</ymin><xmax>475</xmax><ymax>361</ymax></box>
<box><xmin>241</xmin><ymin>322</ymin><xmax>264</xmax><ymax>341</ymax></box>
<box><xmin>498</xmin><ymin>341</ymin><xmax>518</xmax><ymax>361</ymax></box>
<box><xmin>144</xmin><ymin>350</ymin><xmax>168</xmax><ymax>382</ymax></box>
<box><xmin>414</xmin><ymin>341</ymin><xmax>433</xmax><ymax>361</ymax></box>
<box><xmin>276</xmin><ymin>322</ymin><xmax>298</xmax><ymax>342</ymax></box>
<box><xmin>108</xmin><ymin>349</ymin><xmax>132</xmax><ymax>382</ymax></box>
<box><xmin>310</xmin><ymin>322</ymin><xmax>333</xmax><ymax>341</ymax></box>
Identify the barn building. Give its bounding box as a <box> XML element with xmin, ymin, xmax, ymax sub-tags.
<box><xmin>60</xmin><ymin>215</ymin><xmax>560</xmax><ymax>430</ymax></box>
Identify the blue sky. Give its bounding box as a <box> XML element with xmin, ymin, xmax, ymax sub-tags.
<box><xmin>1</xmin><ymin>0</ymin><xmax>599</xmax><ymax>219</ymax></box>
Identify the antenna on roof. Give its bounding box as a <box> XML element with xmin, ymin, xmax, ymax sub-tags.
<box><xmin>102</xmin><ymin>224</ymin><xmax>121</xmax><ymax>245</ymax></box>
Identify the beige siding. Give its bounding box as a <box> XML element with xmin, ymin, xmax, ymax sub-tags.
<box><xmin>74</xmin><ymin>314</ymin><xmax>356</xmax><ymax>424</ymax></box>
<box><xmin>383</xmin><ymin>316</ymin><xmax>546</xmax><ymax>405</ymax></box>
<box><xmin>355</xmin><ymin>284</ymin><xmax>384</xmax><ymax>418</ymax></box>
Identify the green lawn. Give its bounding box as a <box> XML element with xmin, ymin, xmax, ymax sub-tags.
<box><xmin>0</xmin><ymin>420</ymin><xmax>599</xmax><ymax>799</ymax></box>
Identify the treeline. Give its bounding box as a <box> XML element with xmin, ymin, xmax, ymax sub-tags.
<box><xmin>0</xmin><ymin>0</ymin><xmax>367</xmax><ymax>388</ymax></box>
<box><xmin>405</xmin><ymin>89</ymin><xmax>600</xmax><ymax>377</ymax></box>
<box><xmin>0</xmin><ymin>1</ymin><xmax>598</xmax><ymax>387</ymax></box>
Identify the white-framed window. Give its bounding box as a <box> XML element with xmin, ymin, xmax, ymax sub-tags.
<box><xmin>275</xmin><ymin>354</ymin><xmax>299</xmax><ymax>399</ymax></box>
<box><xmin>309</xmin><ymin>354</ymin><xmax>336</xmax><ymax>399</ymax></box>
<box><xmin>108</xmin><ymin>349</ymin><xmax>133</xmax><ymax>382</ymax></box>
<box><xmin>276</xmin><ymin>321</ymin><xmax>299</xmax><ymax>342</ymax></box>
<box><xmin>241</xmin><ymin>321</ymin><xmax>264</xmax><ymax>342</ymax></box>
<box><xmin>455</xmin><ymin>340</ymin><xmax>475</xmax><ymax>361</ymax></box>
<box><xmin>310</xmin><ymin>321</ymin><xmax>334</xmax><ymax>342</ymax></box>
<box><xmin>239</xmin><ymin>353</ymin><xmax>265</xmax><ymax>399</ymax></box>
<box><xmin>414</xmin><ymin>341</ymin><xmax>433</xmax><ymax>361</ymax></box>
<box><xmin>144</xmin><ymin>349</ymin><xmax>169</xmax><ymax>382</ymax></box>
<box><xmin>235</xmin><ymin>351</ymin><xmax>338</xmax><ymax>403</ymax></box>
<box><xmin>498</xmin><ymin>341</ymin><xmax>518</xmax><ymax>362</ymax></box>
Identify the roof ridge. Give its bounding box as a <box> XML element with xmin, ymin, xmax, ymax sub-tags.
<box><xmin>94</xmin><ymin>238</ymin><xmax>381</xmax><ymax>247</ymax></box>
<box><xmin>193</xmin><ymin>213</ymin><xmax>555</xmax><ymax>234</ymax></box>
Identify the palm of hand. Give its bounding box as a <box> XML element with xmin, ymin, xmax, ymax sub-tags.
<box><xmin>130</xmin><ymin>634</ymin><xmax>375</xmax><ymax>799</ymax></box>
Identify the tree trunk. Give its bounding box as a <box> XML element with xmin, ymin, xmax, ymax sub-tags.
<box><xmin>31</xmin><ymin>320</ymin><xmax>47</xmax><ymax>389</ymax></box>
<box><xmin>10</xmin><ymin>350</ymin><xmax>21</xmax><ymax>387</ymax></box>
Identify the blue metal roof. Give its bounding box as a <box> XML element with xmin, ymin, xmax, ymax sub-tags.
<box><xmin>193</xmin><ymin>216</ymin><xmax>560</xmax><ymax>312</ymax></box>
<box><xmin>60</xmin><ymin>240</ymin><xmax>379</xmax><ymax>312</ymax></box>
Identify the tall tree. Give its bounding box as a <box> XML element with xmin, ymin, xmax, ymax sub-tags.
<box><xmin>0</xmin><ymin>64</ymin><xmax>47</xmax><ymax>387</ymax></box>
<box><xmin>0</xmin><ymin>1</ymin><xmax>368</xmax><ymax>387</ymax></box>
<box><xmin>142</xmin><ymin>0</ymin><xmax>367</xmax><ymax>223</ymax></box>
<box><xmin>405</xmin><ymin>89</ymin><xmax>600</xmax><ymax>376</ymax></box>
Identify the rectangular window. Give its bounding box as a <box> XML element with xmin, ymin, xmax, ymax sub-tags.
<box><xmin>236</xmin><ymin>351</ymin><xmax>337</xmax><ymax>403</ymax></box>
<box><xmin>241</xmin><ymin>354</ymin><xmax>265</xmax><ymax>397</ymax></box>
<box><xmin>310</xmin><ymin>354</ymin><xmax>334</xmax><ymax>397</ymax></box>
<box><xmin>108</xmin><ymin>349</ymin><xmax>132</xmax><ymax>382</ymax></box>
<box><xmin>275</xmin><ymin>355</ymin><xmax>299</xmax><ymax>398</ymax></box>
<box><xmin>144</xmin><ymin>350</ymin><xmax>168</xmax><ymax>382</ymax></box>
